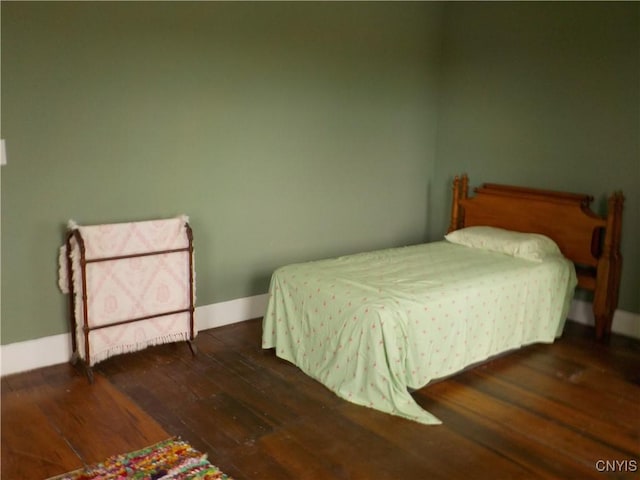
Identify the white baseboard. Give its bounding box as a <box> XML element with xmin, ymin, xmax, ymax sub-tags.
<box><xmin>195</xmin><ymin>293</ymin><xmax>269</xmax><ymax>331</ymax></box>
<box><xmin>1</xmin><ymin>295</ymin><xmax>636</xmax><ymax>377</ymax></box>
<box><xmin>0</xmin><ymin>293</ymin><xmax>269</xmax><ymax>377</ymax></box>
<box><xmin>0</xmin><ymin>333</ymin><xmax>73</xmax><ymax>378</ymax></box>
<box><xmin>568</xmin><ymin>299</ymin><xmax>640</xmax><ymax>340</ymax></box>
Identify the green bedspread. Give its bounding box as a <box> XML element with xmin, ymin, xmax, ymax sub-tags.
<box><xmin>262</xmin><ymin>241</ymin><xmax>577</xmax><ymax>425</ymax></box>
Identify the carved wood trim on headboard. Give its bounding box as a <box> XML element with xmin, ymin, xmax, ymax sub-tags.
<box><xmin>448</xmin><ymin>174</ymin><xmax>624</xmax><ymax>341</ymax></box>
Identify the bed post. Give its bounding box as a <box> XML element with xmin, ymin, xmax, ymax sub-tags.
<box><xmin>448</xmin><ymin>174</ymin><xmax>468</xmax><ymax>233</ymax></box>
<box><xmin>593</xmin><ymin>191</ymin><xmax>624</xmax><ymax>341</ymax></box>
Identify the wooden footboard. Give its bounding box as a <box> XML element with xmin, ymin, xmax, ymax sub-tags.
<box><xmin>448</xmin><ymin>174</ymin><xmax>624</xmax><ymax>340</ymax></box>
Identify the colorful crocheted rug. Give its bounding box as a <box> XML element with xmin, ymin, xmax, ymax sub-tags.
<box><xmin>47</xmin><ymin>437</ymin><xmax>232</xmax><ymax>480</ymax></box>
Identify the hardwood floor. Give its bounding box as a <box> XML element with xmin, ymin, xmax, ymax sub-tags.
<box><xmin>1</xmin><ymin>367</ymin><xmax>168</xmax><ymax>478</ymax></box>
<box><xmin>2</xmin><ymin>319</ymin><xmax>639</xmax><ymax>479</ymax></box>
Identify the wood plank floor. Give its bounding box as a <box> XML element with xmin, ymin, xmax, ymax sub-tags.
<box><xmin>2</xmin><ymin>319</ymin><xmax>639</xmax><ymax>479</ymax></box>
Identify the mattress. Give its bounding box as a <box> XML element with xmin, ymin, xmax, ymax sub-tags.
<box><xmin>262</xmin><ymin>240</ymin><xmax>577</xmax><ymax>424</ymax></box>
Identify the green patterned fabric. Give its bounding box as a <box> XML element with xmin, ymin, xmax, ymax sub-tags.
<box><xmin>262</xmin><ymin>241</ymin><xmax>577</xmax><ymax>424</ymax></box>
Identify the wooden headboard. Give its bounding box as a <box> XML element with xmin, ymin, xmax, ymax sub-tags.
<box><xmin>448</xmin><ymin>174</ymin><xmax>624</xmax><ymax>341</ymax></box>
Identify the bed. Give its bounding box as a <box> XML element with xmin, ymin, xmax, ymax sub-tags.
<box><xmin>261</xmin><ymin>175</ymin><xmax>624</xmax><ymax>424</ymax></box>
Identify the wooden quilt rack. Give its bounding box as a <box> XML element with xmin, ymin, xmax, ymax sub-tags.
<box><xmin>65</xmin><ymin>219</ymin><xmax>197</xmax><ymax>382</ymax></box>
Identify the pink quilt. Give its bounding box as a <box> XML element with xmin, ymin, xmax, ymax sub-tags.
<box><xmin>60</xmin><ymin>216</ymin><xmax>195</xmax><ymax>366</ymax></box>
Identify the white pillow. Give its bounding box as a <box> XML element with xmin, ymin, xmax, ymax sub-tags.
<box><xmin>445</xmin><ymin>226</ymin><xmax>562</xmax><ymax>262</ymax></box>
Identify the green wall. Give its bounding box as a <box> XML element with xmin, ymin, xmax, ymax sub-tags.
<box><xmin>1</xmin><ymin>2</ymin><xmax>442</xmax><ymax>343</ymax></box>
<box><xmin>2</xmin><ymin>2</ymin><xmax>638</xmax><ymax>346</ymax></box>
<box><xmin>431</xmin><ymin>2</ymin><xmax>639</xmax><ymax>313</ymax></box>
